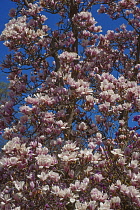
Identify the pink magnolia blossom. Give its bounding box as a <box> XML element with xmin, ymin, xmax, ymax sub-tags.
<box><xmin>35</xmin><ymin>154</ymin><xmax>57</xmax><ymax>168</ymax></box>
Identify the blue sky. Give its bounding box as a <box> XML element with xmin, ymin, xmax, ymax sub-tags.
<box><xmin>0</xmin><ymin>1</ymin><xmax>16</xmax><ymax>53</ymax></box>
<box><xmin>0</xmin><ymin>1</ymin><xmax>16</xmax><ymax>81</ymax></box>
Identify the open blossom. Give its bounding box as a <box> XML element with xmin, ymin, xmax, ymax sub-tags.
<box><xmin>62</xmin><ymin>142</ymin><xmax>79</xmax><ymax>152</ymax></box>
<box><xmin>129</xmin><ymin>160</ymin><xmax>139</xmax><ymax>169</ymax></box>
<box><xmin>47</xmin><ymin>171</ymin><xmax>60</xmax><ymax>182</ymax></box>
<box><xmin>132</xmin><ymin>152</ymin><xmax>140</xmax><ymax>159</ymax></box>
<box><xmin>120</xmin><ymin>184</ymin><xmax>130</xmax><ymax>195</ymax></box>
<box><xmin>111</xmin><ymin>149</ymin><xmax>124</xmax><ymax>157</ymax></box>
<box><xmin>13</xmin><ymin>181</ymin><xmax>25</xmax><ymax>191</ymax></box>
<box><xmin>100</xmin><ymin>90</ymin><xmax>120</xmax><ymax>103</ymax></box>
<box><xmin>59</xmin><ymin>51</ymin><xmax>79</xmax><ymax>63</ymax></box>
<box><xmin>37</xmin><ymin>171</ymin><xmax>48</xmax><ymax>181</ymax></box>
<box><xmin>117</xmin><ymin>157</ymin><xmax>126</xmax><ymax>166</ymax></box>
<box><xmin>52</xmin><ymin>186</ymin><xmax>75</xmax><ymax>200</ymax></box>
<box><xmin>55</xmin><ymin>120</ymin><xmax>67</xmax><ymax>129</ymax></box>
<box><xmin>72</xmin><ymin>11</ymin><xmax>100</xmax><ymax>32</ymax></box>
<box><xmin>26</xmin><ymin>93</ymin><xmax>55</xmax><ymax>106</ymax></box>
<box><xmin>98</xmin><ymin>200</ymin><xmax>111</xmax><ymax>210</ymax></box>
<box><xmin>91</xmin><ymin>188</ymin><xmax>108</xmax><ymax>202</ymax></box>
<box><xmin>35</xmin><ymin>154</ymin><xmax>57</xmax><ymax>168</ymax></box>
<box><xmin>20</xmin><ymin>105</ymin><xmax>32</xmax><ymax>114</ymax></box>
<box><xmin>2</xmin><ymin>137</ymin><xmax>21</xmax><ymax>153</ymax></box>
<box><xmin>58</xmin><ymin>142</ymin><xmax>80</xmax><ymax>162</ymax></box>
<box><xmin>70</xmin><ymin>177</ymin><xmax>89</xmax><ymax>191</ymax></box>
<box><xmin>38</xmin><ymin>170</ymin><xmax>60</xmax><ymax>182</ymax></box>
<box><xmin>88</xmin><ymin>201</ymin><xmax>97</xmax><ymax>210</ymax></box>
<box><xmin>75</xmin><ymin>200</ymin><xmax>88</xmax><ymax>210</ymax></box>
<box><xmin>0</xmin><ymin>157</ymin><xmax>10</xmax><ymax>167</ymax></box>
<box><xmin>36</xmin><ymin>145</ymin><xmax>48</xmax><ymax>155</ymax></box>
<box><xmin>111</xmin><ymin>196</ymin><xmax>121</xmax><ymax>207</ymax></box>
<box><xmin>78</xmin><ymin>148</ymin><xmax>94</xmax><ymax>161</ymax></box>
<box><xmin>128</xmin><ymin>186</ymin><xmax>140</xmax><ymax>199</ymax></box>
<box><xmin>42</xmin><ymin>185</ymin><xmax>49</xmax><ymax>192</ymax></box>
<box><xmin>9</xmin><ymin>156</ymin><xmax>20</xmax><ymax>165</ymax></box>
<box><xmin>131</xmin><ymin>172</ymin><xmax>140</xmax><ymax>185</ymax></box>
<box><xmin>58</xmin><ymin>150</ymin><xmax>78</xmax><ymax>162</ymax></box>
<box><xmin>94</xmin><ymin>173</ymin><xmax>104</xmax><ymax>182</ymax></box>
<box><xmin>75</xmin><ymin>80</ymin><xmax>93</xmax><ymax>95</ymax></box>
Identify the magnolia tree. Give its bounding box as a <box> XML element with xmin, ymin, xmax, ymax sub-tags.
<box><xmin>0</xmin><ymin>0</ymin><xmax>140</xmax><ymax>209</ymax></box>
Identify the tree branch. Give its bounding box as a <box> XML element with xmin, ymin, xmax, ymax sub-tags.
<box><xmin>23</xmin><ymin>0</ymin><xmax>29</xmax><ymax>7</ymax></box>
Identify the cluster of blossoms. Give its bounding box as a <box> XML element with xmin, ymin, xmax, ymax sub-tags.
<box><xmin>73</xmin><ymin>12</ymin><xmax>97</xmax><ymax>28</ymax></box>
<box><xmin>0</xmin><ymin>0</ymin><xmax>140</xmax><ymax>209</ymax></box>
<box><xmin>0</xmin><ymin>137</ymin><xmax>139</xmax><ymax>209</ymax></box>
<box><xmin>1</xmin><ymin>14</ymin><xmax>48</xmax><ymax>51</ymax></box>
<box><xmin>97</xmin><ymin>73</ymin><xmax>140</xmax><ymax>114</ymax></box>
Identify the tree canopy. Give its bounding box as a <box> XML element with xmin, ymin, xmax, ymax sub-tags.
<box><xmin>0</xmin><ymin>0</ymin><xmax>140</xmax><ymax>209</ymax></box>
